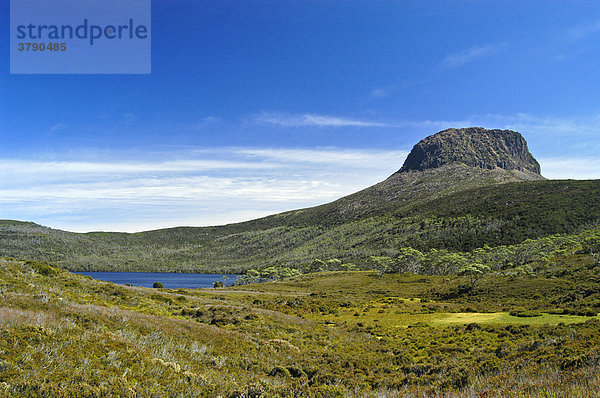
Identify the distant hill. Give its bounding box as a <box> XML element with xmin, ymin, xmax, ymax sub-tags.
<box><xmin>1</xmin><ymin>127</ymin><xmax>599</xmax><ymax>273</ymax></box>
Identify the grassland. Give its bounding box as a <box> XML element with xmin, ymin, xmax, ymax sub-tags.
<box><xmin>2</xmin><ymin>249</ymin><xmax>600</xmax><ymax>397</ymax></box>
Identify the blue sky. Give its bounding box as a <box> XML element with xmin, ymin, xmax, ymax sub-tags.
<box><xmin>2</xmin><ymin>1</ymin><xmax>600</xmax><ymax>232</ymax></box>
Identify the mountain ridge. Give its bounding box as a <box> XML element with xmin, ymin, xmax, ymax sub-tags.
<box><xmin>1</xmin><ymin>127</ymin><xmax>599</xmax><ymax>273</ymax></box>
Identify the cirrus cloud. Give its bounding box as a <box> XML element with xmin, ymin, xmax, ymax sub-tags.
<box><xmin>443</xmin><ymin>43</ymin><xmax>506</xmax><ymax>67</ymax></box>
<box><xmin>252</xmin><ymin>112</ymin><xmax>391</xmax><ymax>127</ymax></box>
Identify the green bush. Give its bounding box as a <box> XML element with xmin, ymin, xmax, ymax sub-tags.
<box><xmin>25</xmin><ymin>260</ymin><xmax>59</xmax><ymax>276</ymax></box>
<box><xmin>509</xmin><ymin>310</ymin><xmax>541</xmax><ymax>318</ymax></box>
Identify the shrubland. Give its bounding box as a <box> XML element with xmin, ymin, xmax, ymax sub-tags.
<box><xmin>2</xmin><ymin>228</ymin><xmax>600</xmax><ymax>397</ymax></box>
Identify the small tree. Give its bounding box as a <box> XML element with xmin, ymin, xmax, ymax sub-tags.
<box><xmin>395</xmin><ymin>248</ymin><xmax>424</xmax><ymax>274</ymax></box>
<box><xmin>277</xmin><ymin>267</ymin><xmax>301</xmax><ymax>279</ymax></box>
<box><xmin>325</xmin><ymin>259</ymin><xmax>342</xmax><ymax>271</ymax></box>
<box><xmin>458</xmin><ymin>263</ymin><xmax>490</xmax><ymax>291</ymax></box>
<box><xmin>583</xmin><ymin>235</ymin><xmax>600</xmax><ymax>266</ymax></box>
<box><xmin>307</xmin><ymin>259</ymin><xmax>326</xmax><ymax>273</ymax></box>
<box><xmin>213</xmin><ymin>281</ymin><xmax>224</xmax><ymax>288</ymax></box>
<box><xmin>427</xmin><ymin>249</ymin><xmax>468</xmax><ymax>275</ymax></box>
<box><xmin>152</xmin><ymin>281</ymin><xmax>164</xmax><ymax>289</ymax></box>
<box><xmin>243</xmin><ymin>269</ymin><xmax>261</xmax><ymax>284</ymax></box>
<box><xmin>370</xmin><ymin>256</ymin><xmax>394</xmax><ymax>276</ymax></box>
<box><xmin>260</xmin><ymin>266</ymin><xmax>280</xmax><ymax>280</ymax></box>
<box><xmin>340</xmin><ymin>262</ymin><xmax>359</xmax><ymax>271</ymax></box>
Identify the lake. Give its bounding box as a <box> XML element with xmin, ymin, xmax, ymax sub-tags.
<box><xmin>75</xmin><ymin>271</ymin><xmax>241</xmax><ymax>289</ymax></box>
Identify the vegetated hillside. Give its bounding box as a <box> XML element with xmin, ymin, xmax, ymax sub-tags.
<box><xmin>2</xmin><ymin>236</ymin><xmax>600</xmax><ymax>397</ymax></box>
<box><xmin>1</xmin><ymin>128</ymin><xmax>598</xmax><ymax>273</ymax></box>
<box><xmin>2</xmin><ymin>173</ymin><xmax>598</xmax><ymax>273</ymax></box>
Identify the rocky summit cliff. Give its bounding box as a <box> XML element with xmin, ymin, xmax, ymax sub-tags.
<box><xmin>398</xmin><ymin>127</ymin><xmax>542</xmax><ymax>175</ymax></box>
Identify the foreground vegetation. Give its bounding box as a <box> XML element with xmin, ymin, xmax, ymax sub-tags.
<box><xmin>2</xmin><ymin>238</ymin><xmax>600</xmax><ymax>396</ymax></box>
<box><xmin>2</xmin><ymin>157</ymin><xmax>600</xmax><ymax>395</ymax></box>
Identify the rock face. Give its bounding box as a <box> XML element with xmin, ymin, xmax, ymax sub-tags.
<box><xmin>398</xmin><ymin>127</ymin><xmax>541</xmax><ymax>175</ymax></box>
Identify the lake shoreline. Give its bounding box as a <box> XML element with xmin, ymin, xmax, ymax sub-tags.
<box><xmin>74</xmin><ymin>271</ymin><xmax>241</xmax><ymax>289</ymax></box>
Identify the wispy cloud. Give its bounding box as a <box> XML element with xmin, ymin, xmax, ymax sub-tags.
<box><xmin>234</xmin><ymin>148</ymin><xmax>408</xmax><ymax>167</ymax></box>
<box><xmin>0</xmin><ymin>159</ymin><xmax>279</xmax><ymax>178</ymax></box>
<box><xmin>471</xmin><ymin>112</ymin><xmax>600</xmax><ymax>140</ymax></box>
<box><xmin>399</xmin><ymin>119</ymin><xmax>477</xmax><ymax>131</ymax></box>
<box><xmin>567</xmin><ymin>19</ymin><xmax>600</xmax><ymax>41</ymax></box>
<box><xmin>369</xmin><ymin>79</ymin><xmax>428</xmax><ymax>99</ymax></box>
<box><xmin>50</xmin><ymin>123</ymin><xmax>64</xmax><ymax>132</ymax></box>
<box><xmin>202</xmin><ymin>116</ymin><xmax>220</xmax><ymax>123</ymax></box>
<box><xmin>443</xmin><ymin>43</ymin><xmax>505</xmax><ymax>67</ymax></box>
<box><xmin>394</xmin><ymin>111</ymin><xmax>600</xmax><ymax>140</ymax></box>
<box><xmin>253</xmin><ymin>112</ymin><xmax>390</xmax><ymax>127</ymax></box>
<box><xmin>539</xmin><ymin>157</ymin><xmax>600</xmax><ymax>180</ymax></box>
<box><xmin>0</xmin><ymin>148</ymin><xmax>405</xmax><ymax>232</ymax></box>
<box><xmin>46</xmin><ymin>123</ymin><xmax>66</xmax><ymax>136</ymax></box>
<box><xmin>371</xmin><ymin>88</ymin><xmax>393</xmax><ymax>98</ymax></box>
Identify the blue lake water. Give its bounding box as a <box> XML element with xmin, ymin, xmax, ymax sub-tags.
<box><xmin>75</xmin><ymin>271</ymin><xmax>241</xmax><ymax>289</ymax></box>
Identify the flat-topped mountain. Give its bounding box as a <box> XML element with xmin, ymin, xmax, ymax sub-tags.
<box><xmin>398</xmin><ymin>127</ymin><xmax>542</xmax><ymax>175</ymax></box>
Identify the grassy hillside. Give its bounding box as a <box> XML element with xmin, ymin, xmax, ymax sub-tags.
<box><xmin>2</xmin><ymin>246</ymin><xmax>600</xmax><ymax>397</ymax></box>
<box><xmin>1</xmin><ymin>165</ymin><xmax>598</xmax><ymax>273</ymax></box>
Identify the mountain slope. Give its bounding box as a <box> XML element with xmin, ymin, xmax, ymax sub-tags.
<box><xmin>1</xmin><ymin>127</ymin><xmax>598</xmax><ymax>273</ymax></box>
